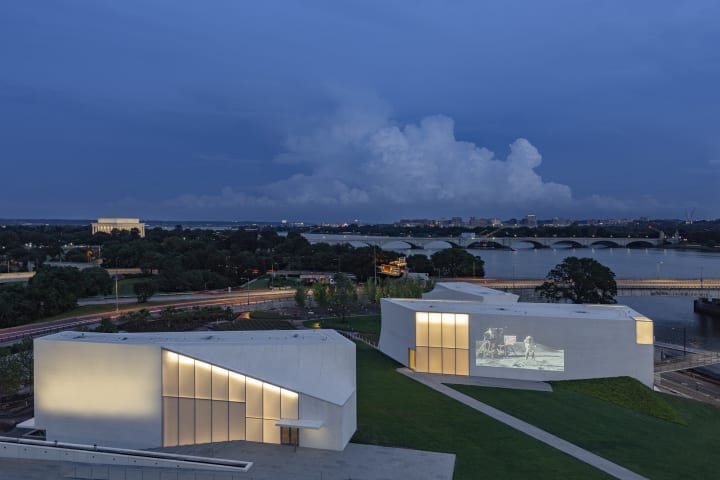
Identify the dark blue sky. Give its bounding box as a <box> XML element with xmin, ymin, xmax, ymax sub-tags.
<box><xmin>2</xmin><ymin>1</ymin><xmax>719</xmax><ymax>222</ymax></box>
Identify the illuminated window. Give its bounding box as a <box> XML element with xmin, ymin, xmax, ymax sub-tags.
<box><xmin>634</xmin><ymin>316</ymin><xmax>653</xmax><ymax>345</ymax></box>
<box><xmin>413</xmin><ymin>312</ymin><xmax>469</xmax><ymax>376</ymax></box>
<box><xmin>161</xmin><ymin>350</ymin><xmax>298</xmax><ymax>447</ymax></box>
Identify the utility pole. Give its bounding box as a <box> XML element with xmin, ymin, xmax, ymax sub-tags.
<box><xmin>114</xmin><ymin>275</ymin><xmax>119</xmax><ymax>313</ymax></box>
<box><xmin>373</xmin><ymin>244</ymin><xmax>377</xmax><ymax>287</ymax></box>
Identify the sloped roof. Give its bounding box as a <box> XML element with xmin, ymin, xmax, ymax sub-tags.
<box><xmin>40</xmin><ymin>330</ymin><xmax>356</xmax><ymax>406</ymax></box>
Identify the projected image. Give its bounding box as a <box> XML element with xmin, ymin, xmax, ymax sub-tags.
<box><xmin>475</xmin><ymin>327</ymin><xmax>564</xmax><ymax>371</ymax></box>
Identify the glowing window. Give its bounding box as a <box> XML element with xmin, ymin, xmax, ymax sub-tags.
<box><xmin>635</xmin><ymin>317</ymin><xmax>653</xmax><ymax>345</ymax></box>
<box><xmin>415</xmin><ymin>312</ymin><xmax>429</xmax><ymax>347</ymax></box>
<box><xmin>428</xmin><ymin>313</ymin><xmax>442</xmax><ymax>347</ymax></box>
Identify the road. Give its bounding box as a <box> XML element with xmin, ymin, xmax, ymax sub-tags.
<box><xmin>656</xmin><ymin>371</ymin><xmax>720</xmax><ymax>407</ymax></box>
<box><xmin>0</xmin><ymin>290</ymin><xmax>294</xmax><ymax>344</ymax></box>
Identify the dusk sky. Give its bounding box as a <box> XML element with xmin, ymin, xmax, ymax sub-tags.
<box><xmin>2</xmin><ymin>1</ymin><xmax>719</xmax><ymax>223</ymax></box>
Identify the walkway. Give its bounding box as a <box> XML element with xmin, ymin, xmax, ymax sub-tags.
<box><xmin>399</xmin><ymin>368</ymin><xmax>649</xmax><ymax>480</ymax></box>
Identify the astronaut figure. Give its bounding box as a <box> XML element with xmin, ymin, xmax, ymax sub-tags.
<box><xmin>524</xmin><ymin>335</ymin><xmax>535</xmax><ymax>360</ymax></box>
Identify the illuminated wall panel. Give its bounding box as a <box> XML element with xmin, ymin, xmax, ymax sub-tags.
<box><xmin>263</xmin><ymin>384</ymin><xmax>281</xmax><ymax>420</ymax></box>
<box><xmin>428</xmin><ymin>313</ymin><xmax>442</xmax><ymax>347</ymax></box>
<box><xmin>163</xmin><ymin>397</ymin><xmax>178</xmax><ymax>447</ymax></box>
<box><xmin>455</xmin><ymin>349</ymin><xmax>469</xmax><ymax>376</ymax></box>
<box><xmin>162</xmin><ymin>350</ymin><xmax>299</xmax><ymax>447</ymax></box>
<box><xmin>415</xmin><ymin>312</ymin><xmax>429</xmax><ymax>346</ymax></box>
<box><xmin>195</xmin><ymin>399</ymin><xmax>212</xmax><ymax>444</ymax></box>
<box><xmin>455</xmin><ymin>314</ymin><xmax>469</xmax><ymax>349</ymax></box>
<box><xmin>280</xmin><ymin>389</ymin><xmax>298</xmax><ymax>420</ymax></box>
<box><xmin>442</xmin><ymin>348</ymin><xmax>456</xmax><ymax>375</ymax></box>
<box><xmin>195</xmin><ymin>361</ymin><xmax>212</xmax><ymax>400</ymax></box>
<box><xmin>178</xmin><ymin>357</ymin><xmax>195</xmax><ymax>398</ymax></box>
<box><xmin>428</xmin><ymin>347</ymin><xmax>442</xmax><ymax>374</ymax></box>
<box><xmin>412</xmin><ymin>312</ymin><xmax>469</xmax><ymax>376</ymax></box>
<box><xmin>162</xmin><ymin>351</ymin><xmax>179</xmax><ymax>397</ymax></box>
<box><xmin>178</xmin><ymin>398</ymin><xmax>195</xmax><ymax>446</ymax></box>
<box><xmin>228</xmin><ymin>403</ymin><xmax>246</xmax><ymax>441</ymax></box>
<box><xmin>212</xmin><ymin>366</ymin><xmax>229</xmax><ymax>401</ymax></box>
<box><xmin>211</xmin><ymin>401</ymin><xmax>229</xmax><ymax>443</ymax></box>
<box><xmin>229</xmin><ymin>372</ymin><xmax>246</xmax><ymax>402</ymax></box>
<box><xmin>263</xmin><ymin>419</ymin><xmax>280</xmax><ymax>444</ymax></box>
<box><xmin>442</xmin><ymin>314</ymin><xmax>455</xmax><ymax>348</ymax></box>
<box><xmin>415</xmin><ymin>346</ymin><xmax>429</xmax><ymax>372</ymax></box>
<box><xmin>246</xmin><ymin>377</ymin><xmax>263</xmax><ymax>419</ymax></box>
<box><xmin>246</xmin><ymin>418</ymin><xmax>263</xmax><ymax>442</ymax></box>
<box><xmin>635</xmin><ymin>317</ymin><xmax>653</xmax><ymax>345</ymax></box>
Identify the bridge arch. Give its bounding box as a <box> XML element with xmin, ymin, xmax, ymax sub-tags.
<box><xmin>551</xmin><ymin>240</ymin><xmax>584</xmax><ymax>249</ymax></box>
<box><xmin>626</xmin><ymin>240</ymin><xmax>655</xmax><ymax>248</ymax></box>
<box><xmin>423</xmin><ymin>240</ymin><xmax>458</xmax><ymax>250</ymax></box>
<box><xmin>467</xmin><ymin>240</ymin><xmax>506</xmax><ymax>249</ymax></box>
<box><xmin>590</xmin><ymin>240</ymin><xmax>622</xmax><ymax>248</ymax></box>
<box><xmin>380</xmin><ymin>240</ymin><xmax>416</xmax><ymax>250</ymax></box>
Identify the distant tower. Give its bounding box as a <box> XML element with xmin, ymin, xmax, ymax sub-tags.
<box><xmin>526</xmin><ymin>214</ymin><xmax>537</xmax><ymax>228</ymax></box>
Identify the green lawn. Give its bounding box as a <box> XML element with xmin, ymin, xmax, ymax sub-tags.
<box><xmin>304</xmin><ymin>314</ymin><xmax>380</xmax><ymax>334</ymax></box>
<box><xmin>450</xmin><ymin>380</ymin><xmax>720</xmax><ymax>480</ymax></box>
<box><xmin>116</xmin><ymin>277</ymin><xmax>149</xmax><ymax>296</ymax></box>
<box><xmin>353</xmin><ymin>343</ymin><xmax>611</xmax><ymax>480</ymax></box>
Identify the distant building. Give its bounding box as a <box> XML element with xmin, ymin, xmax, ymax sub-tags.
<box><xmin>92</xmin><ymin>218</ymin><xmax>145</xmax><ymax>237</ymax></box>
<box><xmin>526</xmin><ymin>214</ymin><xmax>537</xmax><ymax>228</ymax></box>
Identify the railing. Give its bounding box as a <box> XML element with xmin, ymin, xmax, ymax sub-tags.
<box><xmin>336</xmin><ymin>330</ymin><xmax>379</xmax><ymax>348</ymax></box>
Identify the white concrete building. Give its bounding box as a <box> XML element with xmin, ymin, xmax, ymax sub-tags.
<box><xmin>91</xmin><ymin>218</ymin><xmax>146</xmax><ymax>237</ymax></box>
<box><xmin>34</xmin><ymin>330</ymin><xmax>356</xmax><ymax>451</ymax></box>
<box><xmin>422</xmin><ymin>282</ymin><xmax>519</xmax><ymax>303</ymax></box>
<box><xmin>380</xmin><ymin>284</ymin><xmax>654</xmax><ymax>387</ymax></box>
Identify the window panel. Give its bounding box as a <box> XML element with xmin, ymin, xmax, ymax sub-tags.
<box><xmin>211</xmin><ymin>401</ymin><xmax>229</xmax><ymax>443</ymax></box>
<box><xmin>428</xmin><ymin>347</ymin><xmax>442</xmax><ymax>374</ymax></box>
<box><xmin>246</xmin><ymin>377</ymin><xmax>263</xmax><ymax>418</ymax></box>
<box><xmin>195</xmin><ymin>361</ymin><xmax>212</xmax><ymax>400</ymax></box>
<box><xmin>428</xmin><ymin>313</ymin><xmax>442</xmax><ymax>347</ymax></box>
<box><xmin>415</xmin><ymin>347</ymin><xmax>429</xmax><ymax>372</ymax></box>
<box><xmin>442</xmin><ymin>313</ymin><xmax>455</xmax><ymax>348</ymax></box>
<box><xmin>442</xmin><ymin>348</ymin><xmax>456</xmax><ymax>375</ymax></box>
<box><xmin>246</xmin><ymin>417</ymin><xmax>263</xmax><ymax>443</ymax></box>
<box><xmin>162</xmin><ymin>397</ymin><xmax>178</xmax><ymax>447</ymax></box>
<box><xmin>162</xmin><ymin>351</ymin><xmax>179</xmax><ymax>397</ymax></box>
<box><xmin>178</xmin><ymin>356</ymin><xmax>195</xmax><ymax>398</ymax></box>
<box><xmin>263</xmin><ymin>383</ymin><xmax>281</xmax><ymax>420</ymax></box>
<box><xmin>228</xmin><ymin>402</ymin><xmax>246</xmax><ymax>441</ymax></box>
<box><xmin>195</xmin><ymin>399</ymin><xmax>212</xmax><ymax>444</ymax></box>
<box><xmin>280</xmin><ymin>389</ymin><xmax>298</xmax><ymax>420</ymax></box>
<box><xmin>636</xmin><ymin>319</ymin><xmax>653</xmax><ymax>345</ymax></box>
<box><xmin>415</xmin><ymin>312</ymin><xmax>429</xmax><ymax>347</ymax></box>
<box><xmin>455</xmin><ymin>314</ymin><xmax>469</xmax><ymax>349</ymax></box>
<box><xmin>212</xmin><ymin>366</ymin><xmax>229</xmax><ymax>401</ymax></box>
<box><xmin>229</xmin><ymin>371</ymin><xmax>246</xmax><ymax>402</ymax></box>
<box><xmin>263</xmin><ymin>419</ymin><xmax>280</xmax><ymax>444</ymax></box>
<box><xmin>455</xmin><ymin>349</ymin><xmax>469</xmax><ymax>376</ymax></box>
<box><xmin>178</xmin><ymin>398</ymin><xmax>195</xmax><ymax>446</ymax></box>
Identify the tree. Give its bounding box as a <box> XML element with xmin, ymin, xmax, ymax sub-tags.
<box><xmin>407</xmin><ymin>254</ymin><xmax>435</xmax><ymax>275</ymax></box>
<box><xmin>311</xmin><ymin>282</ymin><xmax>330</xmax><ymax>309</ymax></box>
<box><xmin>431</xmin><ymin>249</ymin><xmax>484</xmax><ymax>278</ymax></box>
<box><xmin>294</xmin><ymin>284</ymin><xmax>307</xmax><ymax>308</ymax></box>
<box><xmin>328</xmin><ymin>273</ymin><xmax>358</xmax><ymax>323</ymax></box>
<box><xmin>134</xmin><ymin>280</ymin><xmax>157</xmax><ymax>303</ymax></box>
<box><xmin>536</xmin><ymin>256</ymin><xmax>617</xmax><ymax>304</ymax></box>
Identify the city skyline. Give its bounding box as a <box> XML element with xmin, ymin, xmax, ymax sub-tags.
<box><xmin>2</xmin><ymin>1</ymin><xmax>719</xmax><ymax>222</ymax></box>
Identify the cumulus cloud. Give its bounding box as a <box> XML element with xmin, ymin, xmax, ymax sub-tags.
<box><xmin>169</xmin><ymin>100</ymin><xmax>576</xmax><ymax>218</ymax></box>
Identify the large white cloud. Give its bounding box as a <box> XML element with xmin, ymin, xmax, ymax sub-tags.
<box><xmin>170</xmin><ymin>102</ymin><xmax>574</xmax><ymax>218</ymax></box>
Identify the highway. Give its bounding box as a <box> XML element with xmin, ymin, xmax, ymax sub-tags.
<box><xmin>0</xmin><ymin>290</ymin><xmax>294</xmax><ymax>344</ymax></box>
<box><xmin>455</xmin><ymin>277</ymin><xmax>720</xmax><ymax>291</ymax></box>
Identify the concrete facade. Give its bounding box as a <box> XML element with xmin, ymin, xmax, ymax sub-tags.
<box><xmin>379</xmin><ymin>284</ymin><xmax>654</xmax><ymax>387</ymax></box>
<box><xmin>34</xmin><ymin>330</ymin><xmax>356</xmax><ymax>451</ymax></box>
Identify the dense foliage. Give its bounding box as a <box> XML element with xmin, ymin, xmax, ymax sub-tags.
<box><xmin>536</xmin><ymin>257</ymin><xmax>617</xmax><ymax>304</ymax></box>
<box><xmin>0</xmin><ymin>266</ymin><xmax>112</xmax><ymax>327</ymax></box>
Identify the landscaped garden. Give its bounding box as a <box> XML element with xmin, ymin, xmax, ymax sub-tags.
<box><xmin>449</xmin><ymin>378</ymin><xmax>720</xmax><ymax>480</ymax></box>
<box><xmin>352</xmin><ymin>343</ymin><xmax>612</xmax><ymax>479</ymax></box>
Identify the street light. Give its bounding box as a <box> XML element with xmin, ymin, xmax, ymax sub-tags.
<box><xmin>240</xmin><ymin>277</ymin><xmax>251</xmax><ymax>305</ymax></box>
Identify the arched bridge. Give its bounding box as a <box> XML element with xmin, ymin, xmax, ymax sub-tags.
<box><xmin>301</xmin><ymin>233</ymin><xmax>662</xmax><ymax>250</ymax></box>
